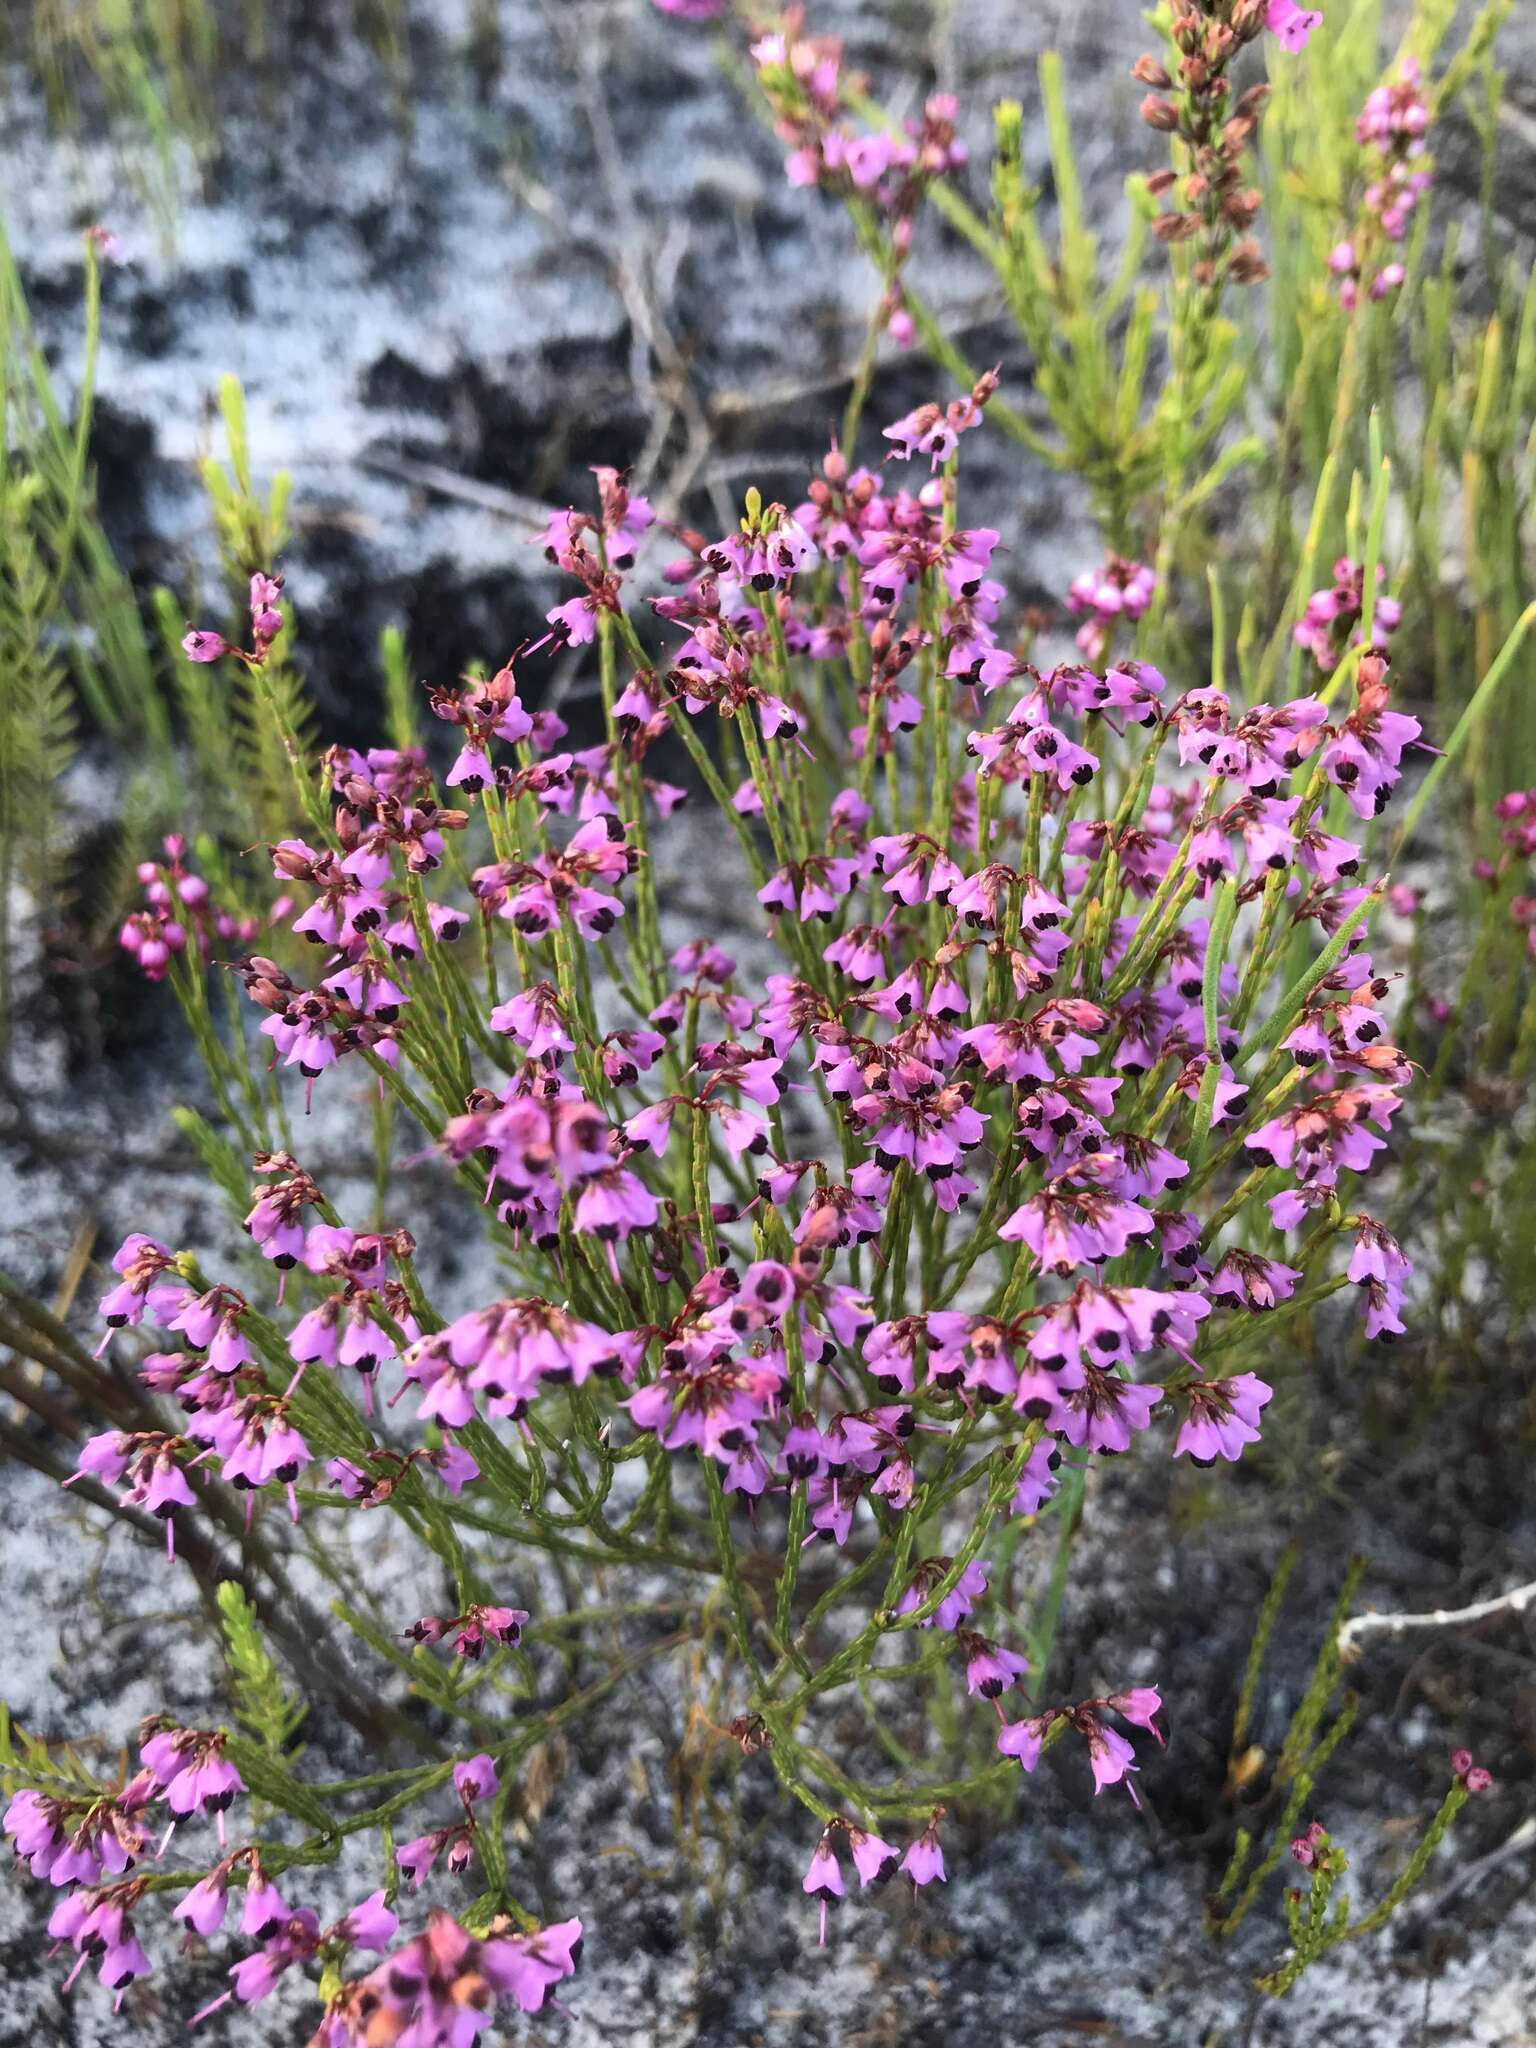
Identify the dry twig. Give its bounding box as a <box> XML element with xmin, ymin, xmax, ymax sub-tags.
<box><xmin>1339</xmin><ymin>1579</ymin><xmax>1536</xmax><ymax>1658</ymax></box>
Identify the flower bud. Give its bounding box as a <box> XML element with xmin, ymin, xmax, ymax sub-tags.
<box><xmin>1131</xmin><ymin>54</ymin><xmax>1171</xmax><ymax>89</ymax></box>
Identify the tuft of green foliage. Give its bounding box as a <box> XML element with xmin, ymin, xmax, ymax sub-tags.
<box><xmin>217</xmin><ymin>1578</ymin><xmax>308</xmax><ymax>1760</ymax></box>
<box><xmin>0</xmin><ymin>227</ymin><xmax>179</xmax><ymax>1034</ymax></box>
<box><xmin>1253</xmin><ymin>1779</ymin><xmax>1472</xmax><ymax>1995</ymax></box>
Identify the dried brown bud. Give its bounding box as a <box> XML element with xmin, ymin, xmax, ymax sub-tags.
<box><xmin>1224</xmin><ymin>188</ymin><xmax>1263</xmax><ymax>229</ymax></box>
<box><xmin>242</xmin><ymin>973</ymin><xmax>290</xmax><ymax>1012</ymax></box>
<box><xmin>727</xmin><ymin>1714</ymin><xmax>773</xmax><ymax>1755</ymax></box>
<box><xmin>270</xmin><ymin>841</ymin><xmax>320</xmax><ymax>881</ymax></box>
<box><xmin>1146</xmin><ymin>167</ymin><xmax>1178</xmax><ymax>195</ymax></box>
<box><xmin>1227</xmin><ymin>239</ymin><xmax>1270</xmax><ymax>284</ymax></box>
<box><xmin>880</xmin><ymin>626</ymin><xmax>922</xmax><ymax>679</ymax></box>
<box><xmin>252</xmin><ymin>1149</ymin><xmax>299</xmax><ymax>1174</ymax></box>
<box><xmin>1170</xmin><ymin>8</ymin><xmax>1201</xmax><ymax>50</ymax></box>
<box><xmin>1152</xmin><ymin>211</ymin><xmax>1200</xmax><ymax>244</ymax></box>
<box><xmin>1237</xmin><ymin>82</ymin><xmax>1272</xmax><ymax>119</ymax></box>
<box><xmin>1225</xmin><ymin>114</ymin><xmax>1258</xmax><ymax>151</ymax></box>
<box><xmin>1140</xmin><ymin>94</ymin><xmax>1181</xmax><ymax>132</ymax></box>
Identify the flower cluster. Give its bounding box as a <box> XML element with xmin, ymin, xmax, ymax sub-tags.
<box><xmin>119</xmin><ymin>836</ymin><xmax>262</xmax><ymax>979</ymax></box>
<box><xmin>108</xmin><ymin>407</ymin><xmax>1424</xmax><ymax>1510</ymax></box>
<box><xmin>4</xmin><ymin>0</ymin><xmax>1516</xmax><ymax>2025</ymax></box>
<box><xmin>3</xmin><ymin>1720</ymin><xmax>249</xmax><ymax>2010</ymax></box>
<box><xmin>750</xmin><ymin>23</ymin><xmax>965</xmax><ymax>202</ymax></box>
<box><xmin>747</xmin><ymin>11</ymin><xmax>964</xmax><ymax>346</ymax></box>
<box><xmin>396</xmin><ymin>1754</ymin><xmax>504</xmax><ymax>1889</ymax></box>
<box><xmin>1328</xmin><ymin>59</ymin><xmax>1432</xmax><ymax>306</ymax></box>
<box><xmin>305</xmin><ymin>1911</ymin><xmax>582</xmax><ymax>2046</ymax></box>
<box><xmin>802</xmin><ymin>1809</ymin><xmax>947</xmax><ymax>1943</ymax></box>
<box><xmin>1065</xmin><ymin>556</ymin><xmax>1157</xmax><ymax>664</ymax></box>
<box><xmin>183</xmin><ymin>571</ymin><xmax>286</xmax><ymax>667</ymax></box>
<box><xmin>190</xmin><ymin>1889</ymin><xmax>399</xmax><ymax>2025</ymax></box>
<box><xmin>1135</xmin><ymin>7</ymin><xmax>1280</xmax><ymax>296</ymax></box>
<box><xmin>1484</xmin><ymin>786</ymin><xmax>1536</xmax><ymax>959</ymax></box>
<box><xmin>78</xmin><ymin>1206</ymin><xmax>463</xmax><ymax>1542</ymax></box>
<box><xmin>998</xmin><ymin>1685</ymin><xmax>1165</xmax><ymax>1805</ymax></box>
<box><xmin>1450</xmin><ymin>1748</ymin><xmax>1495</xmax><ymax>1796</ymax></box>
<box><xmin>4</xmin><ymin>1656</ymin><xmax>580</xmax><ymax>2034</ymax></box>
<box><xmin>1292</xmin><ymin>556</ymin><xmax>1402</xmax><ymax>674</ymax></box>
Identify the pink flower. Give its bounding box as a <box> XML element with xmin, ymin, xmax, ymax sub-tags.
<box><xmin>1084</xmin><ymin>1720</ymin><xmax>1140</xmax><ymax>1794</ymax></box>
<box><xmin>900</xmin><ymin>1814</ymin><xmax>947</xmax><ymax>1887</ymax></box>
<box><xmin>964</xmin><ymin>1638</ymin><xmax>1029</xmax><ymax>1699</ymax></box>
<box><xmin>846</xmin><ymin>1825</ymin><xmax>900</xmax><ymax>1886</ymax></box>
<box><xmin>802</xmin><ymin>1831</ymin><xmax>845</xmax><ymax>1946</ymax></box>
<box><xmin>173</xmin><ymin>1871</ymin><xmax>230</xmax><ymax>1937</ymax></box>
<box><xmin>997</xmin><ymin>1714</ymin><xmax>1050</xmax><ymax>1772</ymax></box>
<box><xmin>395</xmin><ymin>1833</ymin><xmax>442</xmax><ymax>1888</ymax></box>
<box><xmin>480</xmin><ymin>1914</ymin><xmax>584</xmax><ymax>2012</ymax></box>
<box><xmin>240</xmin><ymin>1870</ymin><xmax>291</xmax><ymax>1940</ymax></box>
<box><xmin>1104</xmin><ymin>1686</ymin><xmax>1163</xmax><ymax>1738</ymax></box>
<box><xmin>1266</xmin><ymin>0</ymin><xmax>1323</xmax><ymax>50</ymax></box>
<box><xmin>454</xmin><ymin>1754</ymin><xmax>499</xmax><ymax>1805</ymax></box>
<box><xmin>182</xmin><ymin>628</ymin><xmax>230</xmax><ymax>663</ymax></box>
<box><xmin>1174</xmin><ymin>1374</ymin><xmax>1273</xmax><ymax>1464</ymax></box>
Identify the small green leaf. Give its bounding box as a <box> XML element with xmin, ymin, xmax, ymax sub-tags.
<box><xmin>222</xmin><ymin>1735</ymin><xmax>335</xmax><ymax>1838</ymax></box>
<box><xmin>218</xmin><ymin>1581</ymin><xmax>307</xmax><ymax>1757</ymax></box>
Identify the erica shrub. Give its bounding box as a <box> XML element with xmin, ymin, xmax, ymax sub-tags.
<box><xmin>8</xmin><ymin>373</ymin><xmax>1437</xmax><ymax>2029</ymax></box>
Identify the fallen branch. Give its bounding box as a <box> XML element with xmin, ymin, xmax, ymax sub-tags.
<box><xmin>359</xmin><ymin>451</ymin><xmax>561</xmax><ymax>530</ymax></box>
<box><xmin>1339</xmin><ymin>1579</ymin><xmax>1536</xmax><ymax>1658</ymax></box>
<box><xmin>1419</xmin><ymin>1815</ymin><xmax>1536</xmax><ymax>1914</ymax></box>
